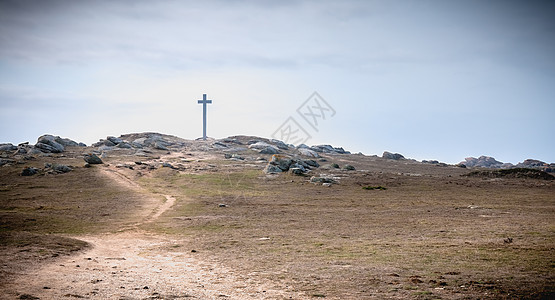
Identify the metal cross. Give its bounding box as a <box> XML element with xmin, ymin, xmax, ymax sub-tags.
<box><xmin>197</xmin><ymin>93</ymin><xmax>212</xmax><ymax>140</ymax></box>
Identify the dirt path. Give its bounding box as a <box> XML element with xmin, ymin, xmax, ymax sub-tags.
<box><xmin>4</xmin><ymin>166</ymin><xmax>301</xmax><ymax>299</ymax></box>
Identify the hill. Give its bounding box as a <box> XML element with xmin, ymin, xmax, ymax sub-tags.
<box><xmin>1</xmin><ymin>133</ymin><xmax>554</xmax><ymax>299</ymax></box>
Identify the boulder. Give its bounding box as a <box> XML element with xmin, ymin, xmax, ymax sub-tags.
<box><xmin>269</xmin><ymin>155</ymin><xmax>293</xmax><ymax>171</ymax></box>
<box><xmin>154</xmin><ymin>141</ymin><xmax>169</xmax><ymax>151</ymax></box>
<box><xmin>343</xmin><ymin>164</ymin><xmax>356</xmax><ymax>170</ymax></box>
<box><xmin>382</xmin><ymin>151</ymin><xmax>405</xmax><ymax>160</ymax></box>
<box><xmin>248</xmin><ymin>142</ymin><xmax>279</xmax><ymax>154</ymax></box>
<box><xmin>0</xmin><ymin>158</ymin><xmax>15</xmax><ymax>166</ymax></box>
<box><xmin>106</xmin><ymin>136</ymin><xmax>123</xmax><ymax>145</ymax></box>
<box><xmin>270</xmin><ymin>139</ymin><xmax>289</xmax><ymax>150</ymax></box>
<box><xmin>52</xmin><ymin>164</ymin><xmax>72</xmax><ymax>173</ymax></box>
<box><xmin>0</xmin><ymin>143</ymin><xmax>17</xmax><ymax>152</ymax></box>
<box><xmin>290</xmin><ymin>168</ymin><xmax>304</xmax><ymax>175</ymax></box>
<box><xmin>35</xmin><ymin>135</ymin><xmax>65</xmax><ymax>153</ymax></box>
<box><xmin>83</xmin><ymin>153</ymin><xmax>103</xmax><ymax>164</ymax></box>
<box><xmin>298</xmin><ymin>148</ymin><xmax>320</xmax><ymax>158</ymax></box>
<box><xmin>310</xmin><ymin>145</ymin><xmax>349</xmax><ymax>154</ymax></box>
<box><xmin>264</xmin><ymin>164</ymin><xmax>283</xmax><ymax>173</ymax></box>
<box><xmin>117</xmin><ymin>142</ymin><xmax>133</xmax><ymax>149</ymax></box>
<box><xmin>21</xmin><ymin>167</ymin><xmax>39</xmax><ymax>176</ymax></box>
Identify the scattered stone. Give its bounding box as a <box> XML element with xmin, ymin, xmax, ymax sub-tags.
<box><xmin>331</xmin><ymin>163</ymin><xmax>339</xmax><ymax>169</ymax></box>
<box><xmin>52</xmin><ymin>164</ymin><xmax>72</xmax><ymax>173</ymax></box>
<box><xmin>117</xmin><ymin>142</ymin><xmax>133</xmax><ymax>149</ymax></box>
<box><xmin>83</xmin><ymin>153</ymin><xmax>103</xmax><ymax>164</ymax></box>
<box><xmin>21</xmin><ymin>167</ymin><xmax>39</xmax><ymax>176</ymax></box>
<box><xmin>218</xmin><ymin>203</ymin><xmax>228</xmax><ymax>207</ymax></box>
<box><xmin>0</xmin><ymin>158</ymin><xmax>15</xmax><ymax>166</ymax></box>
<box><xmin>322</xmin><ymin>182</ymin><xmax>332</xmax><ymax>187</ymax></box>
<box><xmin>248</xmin><ymin>142</ymin><xmax>279</xmax><ymax>154</ymax></box>
<box><xmin>464</xmin><ymin>168</ymin><xmax>554</xmax><ymax>180</ymax></box>
<box><xmin>343</xmin><ymin>164</ymin><xmax>355</xmax><ymax>170</ymax></box>
<box><xmin>162</xmin><ymin>162</ymin><xmax>175</xmax><ymax>169</ymax></box>
<box><xmin>382</xmin><ymin>151</ymin><xmax>405</xmax><ymax>160</ymax></box>
<box><xmin>107</xmin><ymin>136</ymin><xmax>123</xmax><ymax>145</ymax></box>
<box><xmin>310</xmin><ymin>176</ymin><xmax>338</xmax><ymax>184</ymax></box>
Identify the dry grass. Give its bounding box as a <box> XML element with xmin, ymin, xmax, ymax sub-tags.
<box><xmin>139</xmin><ymin>161</ymin><xmax>555</xmax><ymax>299</ymax></box>
<box><xmin>1</xmin><ymin>147</ymin><xmax>554</xmax><ymax>299</ymax></box>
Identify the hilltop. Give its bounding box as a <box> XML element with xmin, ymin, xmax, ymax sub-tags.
<box><xmin>0</xmin><ymin>132</ymin><xmax>554</xmax><ymax>299</ymax></box>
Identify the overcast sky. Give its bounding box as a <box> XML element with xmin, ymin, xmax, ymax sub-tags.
<box><xmin>1</xmin><ymin>0</ymin><xmax>554</xmax><ymax>164</ymax></box>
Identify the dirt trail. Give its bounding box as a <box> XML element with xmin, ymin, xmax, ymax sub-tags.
<box><xmin>4</xmin><ymin>166</ymin><xmax>301</xmax><ymax>299</ymax></box>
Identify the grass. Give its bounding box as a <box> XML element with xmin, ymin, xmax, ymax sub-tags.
<box><xmin>136</xmin><ymin>168</ymin><xmax>555</xmax><ymax>299</ymax></box>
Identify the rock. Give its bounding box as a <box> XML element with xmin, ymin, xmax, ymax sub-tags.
<box><xmin>310</xmin><ymin>176</ymin><xmax>338</xmax><ymax>184</ymax></box>
<box><xmin>116</xmin><ymin>142</ymin><xmax>133</xmax><ymax>149</ymax></box>
<box><xmin>264</xmin><ymin>164</ymin><xmax>282</xmax><ymax>173</ymax></box>
<box><xmin>0</xmin><ymin>143</ymin><xmax>17</xmax><ymax>152</ymax></box>
<box><xmin>78</xmin><ymin>142</ymin><xmax>87</xmax><ymax>147</ymax></box>
<box><xmin>52</xmin><ymin>164</ymin><xmax>72</xmax><ymax>173</ymax></box>
<box><xmin>249</xmin><ymin>142</ymin><xmax>279</xmax><ymax>154</ymax></box>
<box><xmin>212</xmin><ymin>141</ymin><xmax>228</xmax><ymax>148</ymax></box>
<box><xmin>0</xmin><ymin>158</ymin><xmax>15</xmax><ymax>166</ymax></box>
<box><xmin>456</xmin><ymin>163</ymin><xmax>467</xmax><ymax>168</ymax></box>
<box><xmin>15</xmin><ymin>147</ymin><xmax>28</xmax><ymax>155</ymax></box>
<box><xmin>343</xmin><ymin>164</ymin><xmax>355</xmax><ymax>170</ymax></box>
<box><xmin>290</xmin><ymin>163</ymin><xmax>306</xmax><ymax>173</ymax></box>
<box><xmin>382</xmin><ymin>151</ymin><xmax>405</xmax><ymax>160</ymax></box>
<box><xmin>103</xmin><ymin>139</ymin><xmax>116</xmax><ymax>147</ymax></box>
<box><xmin>302</xmin><ymin>159</ymin><xmax>320</xmax><ymax>168</ymax></box>
<box><xmin>154</xmin><ymin>141</ymin><xmax>169</xmax><ymax>151</ymax></box>
<box><xmin>83</xmin><ymin>153</ymin><xmax>103</xmax><ymax>164</ymax></box>
<box><xmin>162</xmin><ymin>162</ymin><xmax>175</xmax><ymax>169</ymax></box>
<box><xmin>224</xmin><ymin>153</ymin><xmax>244</xmax><ymax>160</ymax></box>
<box><xmin>21</xmin><ymin>167</ymin><xmax>39</xmax><ymax>176</ymax></box>
<box><xmin>460</xmin><ymin>156</ymin><xmax>503</xmax><ymax>168</ymax></box>
<box><xmin>297</xmin><ymin>144</ymin><xmax>310</xmax><ymax>149</ymax></box>
<box><xmin>298</xmin><ymin>148</ymin><xmax>320</xmax><ymax>158</ymax></box>
<box><xmin>422</xmin><ymin>160</ymin><xmax>439</xmax><ymax>164</ymax></box>
<box><xmin>290</xmin><ymin>168</ymin><xmax>304</xmax><ymax>175</ymax></box>
<box><xmin>269</xmin><ymin>155</ymin><xmax>293</xmax><ymax>171</ymax></box>
<box><xmin>106</xmin><ymin>136</ymin><xmax>123</xmax><ymax>145</ymax></box>
<box><xmin>132</xmin><ymin>138</ymin><xmax>147</xmax><ymax>148</ymax></box>
<box><xmin>322</xmin><ymin>183</ymin><xmax>332</xmax><ymax>187</ymax></box>
<box><xmin>310</xmin><ymin>145</ymin><xmax>349</xmax><ymax>154</ymax></box>
<box><xmin>517</xmin><ymin>159</ymin><xmax>547</xmax><ymax>168</ymax></box>
<box><xmin>259</xmin><ymin>146</ymin><xmax>279</xmax><ymax>154</ymax></box>
<box><xmin>35</xmin><ymin>135</ymin><xmax>65</xmax><ymax>153</ymax></box>
<box><xmin>270</xmin><ymin>139</ymin><xmax>289</xmax><ymax>150</ymax></box>
<box><xmin>331</xmin><ymin>163</ymin><xmax>339</xmax><ymax>169</ymax></box>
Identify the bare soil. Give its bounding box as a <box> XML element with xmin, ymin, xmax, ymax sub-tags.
<box><xmin>1</xmin><ymin>143</ymin><xmax>554</xmax><ymax>299</ymax></box>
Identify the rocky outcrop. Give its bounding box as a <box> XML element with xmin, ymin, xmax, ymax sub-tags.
<box><xmin>460</xmin><ymin>156</ymin><xmax>503</xmax><ymax>168</ymax></box>
<box><xmin>310</xmin><ymin>145</ymin><xmax>349</xmax><ymax>154</ymax></box>
<box><xmin>263</xmin><ymin>154</ymin><xmax>320</xmax><ymax>175</ymax></box>
<box><xmin>34</xmin><ymin>135</ymin><xmax>83</xmax><ymax>153</ymax></box>
<box><xmin>382</xmin><ymin>151</ymin><xmax>405</xmax><ymax>160</ymax></box>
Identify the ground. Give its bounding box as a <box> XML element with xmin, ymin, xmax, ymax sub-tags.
<box><xmin>0</xmin><ymin>139</ymin><xmax>553</xmax><ymax>299</ymax></box>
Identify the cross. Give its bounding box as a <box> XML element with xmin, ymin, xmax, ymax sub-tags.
<box><xmin>197</xmin><ymin>94</ymin><xmax>212</xmax><ymax>140</ymax></box>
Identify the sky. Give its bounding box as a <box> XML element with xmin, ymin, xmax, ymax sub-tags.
<box><xmin>0</xmin><ymin>0</ymin><xmax>554</xmax><ymax>164</ymax></box>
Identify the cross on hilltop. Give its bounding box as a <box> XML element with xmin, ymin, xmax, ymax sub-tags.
<box><xmin>197</xmin><ymin>94</ymin><xmax>212</xmax><ymax>140</ymax></box>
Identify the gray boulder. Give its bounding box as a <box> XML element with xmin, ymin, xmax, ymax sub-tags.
<box><xmin>21</xmin><ymin>167</ymin><xmax>39</xmax><ymax>176</ymax></box>
<box><xmin>382</xmin><ymin>151</ymin><xmax>405</xmax><ymax>160</ymax></box>
<box><xmin>83</xmin><ymin>153</ymin><xmax>103</xmax><ymax>164</ymax></box>
<box><xmin>259</xmin><ymin>146</ymin><xmax>279</xmax><ymax>154</ymax></box>
<box><xmin>52</xmin><ymin>164</ymin><xmax>72</xmax><ymax>173</ymax></box>
<box><xmin>117</xmin><ymin>142</ymin><xmax>133</xmax><ymax>149</ymax></box>
<box><xmin>298</xmin><ymin>148</ymin><xmax>320</xmax><ymax>158</ymax></box>
<box><xmin>107</xmin><ymin>136</ymin><xmax>123</xmax><ymax>145</ymax></box>
<box><xmin>0</xmin><ymin>143</ymin><xmax>18</xmax><ymax>152</ymax></box>
<box><xmin>264</xmin><ymin>164</ymin><xmax>283</xmax><ymax>173</ymax></box>
<box><xmin>154</xmin><ymin>141</ymin><xmax>169</xmax><ymax>151</ymax></box>
<box><xmin>35</xmin><ymin>135</ymin><xmax>65</xmax><ymax>153</ymax></box>
<box><xmin>270</xmin><ymin>139</ymin><xmax>289</xmax><ymax>150</ymax></box>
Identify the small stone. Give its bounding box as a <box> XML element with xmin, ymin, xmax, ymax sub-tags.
<box><xmin>21</xmin><ymin>167</ymin><xmax>39</xmax><ymax>176</ymax></box>
<box><xmin>322</xmin><ymin>183</ymin><xmax>332</xmax><ymax>187</ymax></box>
